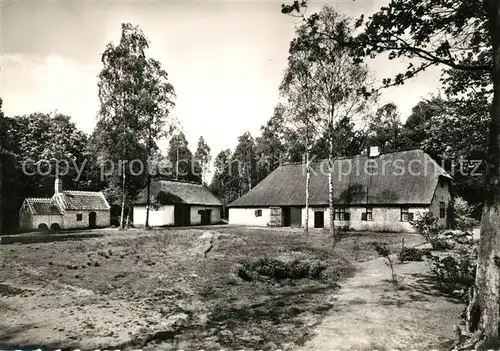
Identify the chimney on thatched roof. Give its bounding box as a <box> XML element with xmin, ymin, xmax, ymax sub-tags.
<box><xmin>368</xmin><ymin>146</ymin><xmax>380</xmax><ymax>157</ymax></box>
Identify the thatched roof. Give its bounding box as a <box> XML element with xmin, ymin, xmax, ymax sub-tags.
<box><xmin>55</xmin><ymin>191</ymin><xmax>110</xmax><ymax>211</ymax></box>
<box><xmin>134</xmin><ymin>180</ymin><xmax>222</xmax><ymax>206</ymax></box>
<box><xmin>228</xmin><ymin>149</ymin><xmax>451</xmax><ymax>207</ymax></box>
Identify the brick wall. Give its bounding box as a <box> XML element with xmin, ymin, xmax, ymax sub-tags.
<box><xmin>63</xmin><ymin>210</ymin><xmax>110</xmax><ymax>229</ymax></box>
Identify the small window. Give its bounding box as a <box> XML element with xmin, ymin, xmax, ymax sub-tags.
<box><xmin>334</xmin><ymin>207</ymin><xmax>349</xmax><ymax>220</ymax></box>
<box><xmin>255</xmin><ymin>209</ymin><xmax>262</xmax><ymax>217</ymax></box>
<box><xmin>401</xmin><ymin>207</ymin><xmax>409</xmax><ymax>222</ymax></box>
<box><xmin>440</xmin><ymin>178</ymin><xmax>445</xmax><ymax>187</ymax></box>
<box><xmin>77</xmin><ymin>214</ymin><xmax>83</xmax><ymax>221</ymax></box>
<box><xmin>440</xmin><ymin>202</ymin><xmax>446</xmax><ymax>218</ymax></box>
<box><xmin>362</xmin><ymin>207</ymin><xmax>373</xmax><ymax>221</ymax></box>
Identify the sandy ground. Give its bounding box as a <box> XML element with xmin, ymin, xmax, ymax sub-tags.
<box><xmin>0</xmin><ymin>226</ymin><xmax>462</xmax><ymax>350</ymax></box>
<box><xmin>302</xmin><ymin>255</ymin><xmax>464</xmax><ymax>351</ymax></box>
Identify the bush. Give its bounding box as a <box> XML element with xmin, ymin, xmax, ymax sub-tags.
<box><xmin>411</xmin><ymin>211</ymin><xmax>456</xmax><ymax>251</ymax></box>
<box><xmin>427</xmin><ymin>246</ymin><xmax>477</xmax><ymax>296</ymax></box>
<box><xmin>398</xmin><ymin>247</ymin><xmax>426</xmax><ymax>262</ymax></box>
<box><xmin>452</xmin><ymin>196</ymin><xmax>479</xmax><ymax>232</ymax></box>
<box><xmin>240</xmin><ymin>257</ymin><xmax>327</xmax><ymax>280</ymax></box>
<box><xmin>372</xmin><ymin>242</ymin><xmax>401</xmax><ymax>289</ymax></box>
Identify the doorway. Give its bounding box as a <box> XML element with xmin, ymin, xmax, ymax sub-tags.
<box><xmin>282</xmin><ymin>207</ymin><xmax>291</xmax><ymax>227</ymax></box>
<box><xmin>89</xmin><ymin>212</ymin><xmax>97</xmax><ymax>229</ymax></box>
<box><xmin>314</xmin><ymin>211</ymin><xmax>324</xmax><ymax>228</ymax></box>
<box><xmin>174</xmin><ymin>205</ymin><xmax>191</xmax><ymax>226</ymax></box>
<box><xmin>290</xmin><ymin>207</ymin><xmax>302</xmax><ymax>227</ymax></box>
<box><xmin>200</xmin><ymin>209</ymin><xmax>212</xmax><ymax>225</ymax></box>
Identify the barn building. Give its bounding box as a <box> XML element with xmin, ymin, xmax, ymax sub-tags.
<box><xmin>19</xmin><ymin>178</ymin><xmax>111</xmax><ymax>231</ymax></box>
<box><xmin>132</xmin><ymin>180</ymin><xmax>223</xmax><ymax>226</ymax></box>
<box><xmin>227</xmin><ymin>149</ymin><xmax>452</xmax><ymax>233</ymax></box>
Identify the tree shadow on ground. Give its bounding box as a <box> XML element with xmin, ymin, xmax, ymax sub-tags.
<box><xmin>0</xmin><ymin>233</ymin><xmax>104</xmax><ymax>245</ymax></box>
<box><xmin>402</xmin><ymin>272</ymin><xmax>464</xmax><ymax>304</ymax></box>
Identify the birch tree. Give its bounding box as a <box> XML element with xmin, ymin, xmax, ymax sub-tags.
<box><xmin>281</xmin><ymin>6</ymin><xmax>373</xmax><ymax>244</ymax></box>
<box><xmin>94</xmin><ymin>23</ymin><xmax>174</xmax><ymax>229</ymax></box>
<box><xmin>194</xmin><ymin>136</ymin><xmax>211</xmax><ymax>185</ymax></box>
<box><xmin>280</xmin><ymin>56</ymin><xmax>319</xmax><ymax>238</ymax></box>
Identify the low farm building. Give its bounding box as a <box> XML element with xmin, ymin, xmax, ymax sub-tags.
<box><xmin>133</xmin><ymin>180</ymin><xmax>222</xmax><ymax>226</ymax></box>
<box><xmin>227</xmin><ymin>148</ymin><xmax>452</xmax><ymax>233</ymax></box>
<box><xmin>19</xmin><ymin>178</ymin><xmax>111</xmax><ymax>231</ymax></box>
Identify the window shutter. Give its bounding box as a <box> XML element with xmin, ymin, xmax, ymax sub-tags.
<box><xmin>344</xmin><ymin>212</ymin><xmax>350</xmax><ymax>221</ymax></box>
<box><xmin>361</xmin><ymin>212</ymin><xmax>367</xmax><ymax>221</ymax></box>
<box><xmin>255</xmin><ymin>210</ymin><xmax>258</xmax><ymax>217</ymax></box>
<box><xmin>408</xmin><ymin>213</ymin><xmax>414</xmax><ymax>221</ymax></box>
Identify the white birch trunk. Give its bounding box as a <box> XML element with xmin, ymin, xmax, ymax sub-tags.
<box><xmin>120</xmin><ymin>162</ymin><xmax>126</xmax><ymax>230</ymax></box>
<box><xmin>305</xmin><ymin>151</ymin><xmax>310</xmax><ymax>238</ymax></box>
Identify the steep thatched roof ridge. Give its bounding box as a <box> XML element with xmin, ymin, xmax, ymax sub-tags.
<box><xmin>134</xmin><ymin>180</ymin><xmax>222</xmax><ymax>206</ymax></box>
<box><xmin>228</xmin><ymin>149</ymin><xmax>451</xmax><ymax>207</ymax></box>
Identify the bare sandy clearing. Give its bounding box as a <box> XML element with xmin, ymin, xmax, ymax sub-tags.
<box><xmin>0</xmin><ymin>227</ymin><xmax>456</xmax><ymax>350</ymax></box>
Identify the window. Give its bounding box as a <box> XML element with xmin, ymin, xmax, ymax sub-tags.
<box><xmin>440</xmin><ymin>202</ymin><xmax>446</xmax><ymax>218</ymax></box>
<box><xmin>334</xmin><ymin>207</ymin><xmax>350</xmax><ymax>220</ymax></box>
<box><xmin>401</xmin><ymin>207</ymin><xmax>409</xmax><ymax>222</ymax></box>
<box><xmin>76</xmin><ymin>214</ymin><xmax>83</xmax><ymax>221</ymax></box>
<box><xmin>440</xmin><ymin>177</ymin><xmax>445</xmax><ymax>187</ymax></box>
<box><xmin>362</xmin><ymin>207</ymin><xmax>373</xmax><ymax>221</ymax></box>
<box><xmin>255</xmin><ymin>209</ymin><xmax>262</xmax><ymax>217</ymax></box>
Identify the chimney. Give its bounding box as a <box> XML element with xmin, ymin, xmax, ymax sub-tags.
<box><xmin>55</xmin><ymin>177</ymin><xmax>63</xmax><ymax>195</ymax></box>
<box><xmin>369</xmin><ymin>146</ymin><xmax>380</xmax><ymax>157</ymax></box>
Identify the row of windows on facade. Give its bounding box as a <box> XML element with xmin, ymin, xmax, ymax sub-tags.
<box><xmin>254</xmin><ymin>202</ymin><xmax>447</xmax><ymax>221</ymax></box>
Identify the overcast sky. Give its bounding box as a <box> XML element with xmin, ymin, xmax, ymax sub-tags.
<box><xmin>1</xmin><ymin>0</ymin><xmax>442</xmax><ymax>161</ymax></box>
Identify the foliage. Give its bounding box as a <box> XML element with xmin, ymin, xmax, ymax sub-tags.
<box><xmin>410</xmin><ymin>211</ymin><xmax>450</xmax><ymax>250</ymax></box>
<box><xmin>366</xmin><ymin>103</ymin><xmax>406</xmax><ymax>153</ymax></box>
<box><xmin>427</xmin><ymin>246</ymin><xmax>477</xmax><ymax>297</ymax></box>
<box><xmin>209</xmin><ymin>149</ymin><xmax>236</xmax><ymax>207</ymax></box>
<box><xmin>3</xmin><ymin>113</ymin><xmax>92</xmax><ymax>231</ymax></box>
<box><xmin>232</xmin><ymin>131</ymin><xmax>257</xmax><ymax>195</ymax></box>
<box><xmin>280</xmin><ymin>6</ymin><xmax>373</xmax><ymax>159</ymax></box>
<box><xmin>452</xmin><ymin>197</ymin><xmax>480</xmax><ymax>232</ymax></box>
<box><xmin>372</xmin><ymin>242</ymin><xmax>401</xmax><ymax>289</ymax></box>
<box><xmin>167</xmin><ymin>132</ymin><xmax>200</xmax><ymax>183</ymax></box>
<box><xmin>93</xmin><ymin>23</ymin><xmax>177</xmax><ymax>227</ymax></box>
<box><xmin>194</xmin><ymin>136</ymin><xmax>211</xmax><ymax>185</ymax></box>
<box><xmin>398</xmin><ymin>247</ymin><xmax>426</xmax><ymax>263</ymax></box>
<box><xmin>254</xmin><ymin>104</ymin><xmax>288</xmax><ymax>182</ymax></box>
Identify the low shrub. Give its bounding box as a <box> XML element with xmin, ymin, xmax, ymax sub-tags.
<box><xmin>239</xmin><ymin>257</ymin><xmax>328</xmax><ymax>280</ymax></box>
<box><xmin>398</xmin><ymin>247</ymin><xmax>425</xmax><ymax>262</ymax></box>
<box><xmin>427</xmin><ymin>246</ymin><xmax>477</xmax><ymax>297</ymax></box>
<box><xmin>372</xmin><ymin>242</ymin><xmax>401</xmax><ymax>289</ymax></box>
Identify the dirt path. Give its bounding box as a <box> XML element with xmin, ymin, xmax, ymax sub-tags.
<box><xmin>302</xmin><ymin>256</ymin><xmax>464</xmax><ymax>351</ymax></box>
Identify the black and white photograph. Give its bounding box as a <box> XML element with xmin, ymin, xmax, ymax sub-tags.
<box><xmin>0</xmin><ymin>0</ymin><xmax>497</xmax><ymax>349</ymax></box>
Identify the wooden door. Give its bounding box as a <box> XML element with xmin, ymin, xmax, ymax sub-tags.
<box><xmin>269</xmin><ymin>207</ymin><xmax>282</xmax><ymax>227</ymax></box>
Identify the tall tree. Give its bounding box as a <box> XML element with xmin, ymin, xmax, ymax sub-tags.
<box><xmin>167</xmin><ymin>132</ymin><xmax>199</xmax><ymax>182</ymax></box>
<box><xmin>194</xmin><ymin>136</ymin><xmax>211</xmax><ymax>185</ymax></box>
<box><xmin>209</xmin><ymin>149</ymin><xmax>234</xmax><ymax>218</ymax></box>
<box><xmin>281</xmin><ymin>6</ymin><xmax>373</xmax><ymax>244</ymax></box>
<box><xmin>94</xmin><ymin>23</ymin><xmax>154</xmax><ymax>229</ymax></box>
<box><xmin>283</xmin><ymin>0</ymin><xmax>499</xmax><ymax>346</ymax></box>
<box><xmin>255</xmin><ymin>104</ymin><xmax>288</xmax><ymax>183</ymax></box>
<box><xmin>366</xmin><ymin>102</ymin><xmax>404</xmax><ymax>153</ymax></box>
<box><xmin>136</xmin><ymin>56</ymin><xmax>175</xmax><ymax>228</ymax></box>
<box><xmin>232</xmin><ymin>132</ymin><xmax>256</xmax><ymax>195</ymax></box>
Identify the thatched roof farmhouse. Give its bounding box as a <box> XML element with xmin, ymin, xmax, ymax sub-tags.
<box><xmin>133</xmin><ymin>180</ymin><xmax>222</xmax><ymax>227</ymax></box>
<box><xmin>228</xmin><ymin>148</ymin><xmax>452</xmax><ymax>232</ymax></box>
